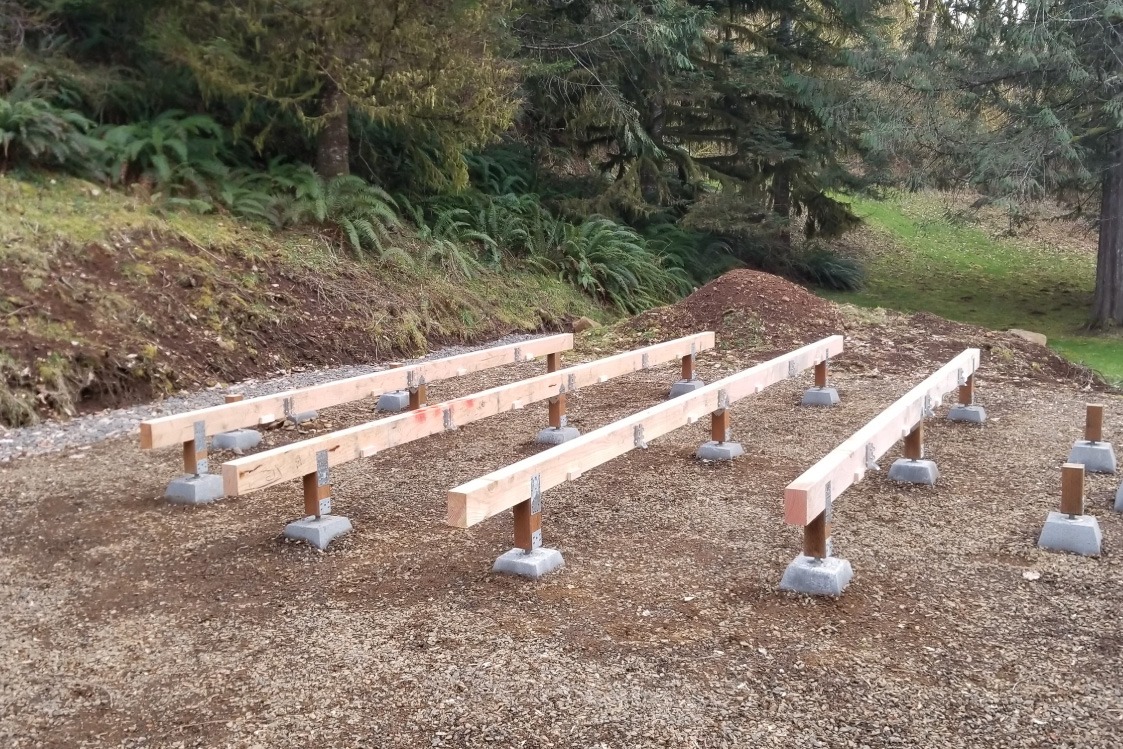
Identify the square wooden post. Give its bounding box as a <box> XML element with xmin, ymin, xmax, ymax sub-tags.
<box><xmin>1086</xmin><ymin>404</ymin><xmax>1104</xmax><ymax>443</ymax></box>
<box><xmin>409</xmin><ymin>384</ymin><xmax>427</xmax><ymax>410</ymax></box>
<box><xmin>548</xmin><ymin>394</ymin><xmax>567</xmax><ymax>429</ymax></box>
<box><xmin>547</xmin><ymin>352</ymin><xmax>561</xmax><ymax>373</ymax></box>
<box><xmin>814</xmin><ymin>360</ymin><xmax>828</xmax><ymax>388</ymax></box>
<box><xmin>512</xmin><ymin>498</ymin><xmax>542</xmax><ymax>552</ymax></box>
<box><xmin>711</xmin><ymin>409</ymin><xmax>730</xmax><ymax>444</ymax></box>
<box><xmin>302</xmin><ymin>471</ymin><xmax>331</xmax><ymax>520</ymax></box>
<box><xmin>903</xmin><ymin>423</ymin><xmax>924</xmax><ymax>460</ymax></box>
<box><xmin>182</xmin><ymin>421</ymin><xmax>207</xmax><ymax>475</ymax></box>
<box><xmin>803</xmin><ymin>511</ymin><xmax>829</xmax><ymax>559</ymax></box>
<box><xmin>958</xmin><ymin>374</ymin><xmax>974</xmax><ymax>405</ymax></box>
<box><xmin>681</xmin><ymin>353</ymin><xmax>695</xmax><ymax>381</ymax></box>
<box><xmin>1060</xmin><ymin>463</ymin><xmax>1085</xmax><ymax>517</ymax></box>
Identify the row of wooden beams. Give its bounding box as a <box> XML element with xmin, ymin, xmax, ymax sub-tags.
<box><xmin>446</xmin><ymin>335</ymin><xmax>845</xmax><ymax>529</ymax></box>
<box><xmin>222</xmin><ymin>333</ymin><xmax>716</xmax><ymax>496</ymax></box>
<box><xmin>784</xmin><ymin>348</ymin><xmax>981</xmax><ymax>527</ymax></box>
<box><xmin>139</xmin><ymin>334</ymin><xmax>574</xmax><ymax>449</ymax></box>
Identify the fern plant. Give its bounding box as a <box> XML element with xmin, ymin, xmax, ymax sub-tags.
<box><xmin>98</xmin><ymin>110</ymin><xmax>227</xmax><ymax>187</ymax></box>
<box><xmin>0</xmin><ymin>89</ymin><xmax>100</xmax><ymax>172</ymax></box>
<box><xmin>287</xmin><ymin>173</ymin><xmax>410</xmax><ymax>265</ymax></box>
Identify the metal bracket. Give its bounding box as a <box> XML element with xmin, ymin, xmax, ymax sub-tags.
<box><xmin>923</xmin><ymin>394</ymin><xmax>934</xmax><ymax>418</ymax></box>
<box><xmin>530</xmin><ymin>530</ymin><xmax>543</xmax><ymax>551</ymax></box>
<box><xmin>718</xmin><ymin>389</ymin><xmax>730</xmax><ymax>411</ymax></box>
<box><xmin>514</xmin><ymin>347</ymin><xmax>523</xmax><ymax>362</ymax></box>
<box><xmin>193</xmin><ymin>420</ymin><xmax>208</xmax><ymax>475</ymax></box>
<box><xmin>634</xmin><ymin>425</ymin><xmax>647</xmax><ymax>449</ymax></box>
<box><xmin>558</xmin><ymin>414</ymin><xmax>568</xmax><ymax>428</ymax></box>
<box><xmin>282</xmin><ymin>396</ymin><xmax>294</xmax><ymax>419</ymax></box>
<box><xmin>567</xmin><ymin>373</ymin><xmax>577</xmax><ymax>393</ymax></box>
<box><xmin>406</xmin><ymin>369</ymin><xmax>426</xmax><ymax>389</ymax></box>
<box><xmin>642</xmin><ymin>353</ymin><xmax>650</xmax><ymax>370</ymax></box>
<box><xmin>865</xmin><ymin>442</ymin><xmax>880</xmax><ymax>472</ymax></box>
<box><xmin>318</xmin><ymin>498</ymin><xmax>332</xmax><ymax>516</ymax></box>
<box><xmin>788</xmin><ymin>360</ymin><xmax>797</xmax><ymax>378</ymax></box>
<box><xmin>824</xmin><ymin>480</ymin><xmax>834</xmax><ymax>558</ymax></box>
<box><xmin>957</xmin><ymin>368</ymin><xmax>966</xmax><ymax>386</ymax></box>
<box><xmin>530</xmin><ymin>474</ymin><xmax>542</xmax><ymax>514</ymax></box>
<box><xmin>690</xmin><ymin>342</ymin><xmax>697</xmax><ymax>358</ymax></box>
<box><xmin>316</xmin><ymin>449</ymin><xmax>329</xmax><ymax>486</ymax></box>
<box><xmin>443</xmin><ymin>407</ymin><xmax>455</xmax><ymax>431</ymax></box>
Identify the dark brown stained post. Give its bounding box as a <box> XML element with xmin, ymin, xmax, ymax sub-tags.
<box><xmin>409</xmin><ymin>384</ymin><xmax>427</xmax><ymax>410</ymax></box>
<box><xmin>512</xmin><ymin>499</ymin><xmax>542</xmax><ymax>552</ymax></box>
<box><xmin>711</xmin><ymin>409</ymin><xmax>730</xmax><ymax>444</ymax></box>
<box><xmin>1060</xmin><ymin>463</ymin><xmax>1085</xmax><ymax>517</ymax></box>
<box><xmin>903</xmin><ymin>423</ymin><xmax>924</xmax><ymax>460</ymax></box>
<box><xmin>183</xmin><ymin>441</ymin><xmax>203</xmax><ymax>475</ymax></box>
<box><xmin>548</xmin><ymin>395</ymin><xmax>566</xmax><ymax>429</ymax></box>
<box><xmin>958</xmin><ymin>374</ymin><xmax>974</xmax><ymax>405</ymax></box>
<box><xmin>681</xmin><ymin>354</ymin><xmax>695</xmax><ymax>381</ymax></box>
<box><xmin>225</xmin><ymin>393</ymin><xmax>245</xmax><ymax>404</ymax></box>
<box><xmin>814</xmin><ymin>361</ymin><xmax>828</xmax><ymax>388</ymax></box>
<box><xmin>803</xmin><ymin>511</ymin><xmax>829</xmax><ymax>559</ymax></box>
<box><xmin>547</xmin><ymin>352</ymin><xmax>561</xmax><ymax>373</ymax></box>
<box><xmin>303</xmin><ymin>472</ymin><xmax>330</xmax><ymax>519</ymax></box>
<box><xmin>1086</xmin><ymin>404</ymin><xmax>1104</xmax><ymax>443</ymax></box>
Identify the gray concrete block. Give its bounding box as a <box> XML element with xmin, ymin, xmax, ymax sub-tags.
<box><xmin>493</xmin><ymin>547</ymin><xmax>565</xmax><ymax>579</ymax></box>
<box><xmin>948</xmin><ymin>404</ymin><xmax>987</xmax><ymax>423</ymax></box>
<box><xmin>283</xmin><ymin>515</ymin><xmax>353</xmax><ymax>550</ymax></box>
<box><xmin>1038</xmin><ymin>511</ymin><xmax>1102</xmax><ymax>557</ymax></box>
<box><xmin>287</xmin><ymin>410</ymin><xmax>319</xmax><ymax>425</ymax></box>
<box><xmin>779</xmin><ymin>554</ymin><xmax>853</xmax><ymax>597</ymax></box>
<box><xmin>1067</xmin><ymin>440</ymin><xmax>1117</xmax><ymax>474</ymax></box>
<box><xmin>1115</xmin><ymin>481</ymin><xmax>1123</xmax><ymax>512</ymax></box>
<box><xmin>165</xmin><ymin>473</ymin><xmax>225</xmax><ymax>505</ymax></box>
<box><xmin>887</xmin><ymin>458</ymin><xmax>939</xmax><ymax>485</ymax></box>
<box><xmin>696</xmin><ymin>441</ymin><xmax>745</xmax><ymax>461</ymax></box>
<box><xmin>669</xmin><ymin>379</ymin><xmax>705</xmax><ymax>398</ymax></box>
<box><xmin>801</xmin><ymin>387</ymin><xmax>840</xmax><ymax>407</ymax></box>
<box><xmin>377</xmin><ymin>390</ymin><xmax>411</xmax><ymax>412</ymax></box>
<box><xmin>536</xmin><ymin>426</ymin><xmax>581</xmax><ymax>445</ymax></box>
<box><xmin>211</xmin><ymin>428</ymin><xmax>262</xmax><ymax>453</ymax></box>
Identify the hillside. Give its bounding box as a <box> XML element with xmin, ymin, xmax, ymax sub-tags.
<box><xmin>0</xmin><ymin>175</ymin><xmax>606</xmax><ymax>426</ymax></box>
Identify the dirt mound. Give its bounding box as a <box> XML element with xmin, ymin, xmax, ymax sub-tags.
<box><xmin>624</xmin><ymin>269</ymin><xmax>1099</xmax><ymax>388</ymax></box>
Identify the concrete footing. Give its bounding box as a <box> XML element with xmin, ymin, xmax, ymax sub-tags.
<box><xmin>287</xmin><ymin>410</ymin><xmax>319</xmax><ymax>425</ymax></box>
<box><xmin>669</xmin><ymin>379</ymin><xmax>705</xmax><ymax>399</ymax></box>
<box><xmin>165</xmin><ymin>473</ymin><xmax>225</xmax><ymax>505</ymax></box>
<box><xmin>493</xmin><ymin>547</ymin><xmax>565</xmax><ymax>579</ymax></box>
<box><xmin>283</xmin><ymin>515</ymin><xmax>353</xmax><ymax>550</ymax></box>
<box><xmin>1067</xmin><ymin>440</ymin><xmax>1117</xmax><ymax>474</ymax></box>
<box><xmin>696</xmin><ymin>441</ymin><xmax>745</xmax><ymax>461</ymax></box>
<box><xmin>1115</xmin><ymin>482</ymin><xmax>1123</xmax><ymax>512</ymax></box>
<box><xmin>948</xmin><ymin>404</ymin><xmax>987</xmax><ymax>423</ymax></box>
<box><xmin>211</xmin><ymin>428</ymin><xmax>262</xmax><ymax>453</ymax></box>
<box><xmin>1038</xmin><ymin>511</ymin><xmax>1102</xmax><ymax>556</ymax></box>
<box><xmin>780</xmin><ymin>555</ymin><xmax>853</xmax><ymax>597</ymax></box>
<box><xmin>377</xmin><ymin>390</ymin><xmax>411</xmax><ymax>412</ymax></box>
<box><xmin>801</xmin><ymin>387</ymin><xmax>840</xmax><ymax>407</ymax></box>
<box><xmin>888</xmin><ymin>458</ymin><xmax>940</xmax><ymax>485</ymax></box>
<box><xmin>536</xmin><ymin>426</ymin><xmax>581</xmax><ymax>445</ymax></box>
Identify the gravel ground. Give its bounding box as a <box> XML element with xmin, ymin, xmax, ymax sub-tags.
<box><xmin>0</xmin><ymin>333</ymin><xmax>546</xmax><ymax>463</ymax></box>
<box><xmin>1</xmin><ymin>337</ymin><xmax>1122</xmax><ymax>748</ymax></box>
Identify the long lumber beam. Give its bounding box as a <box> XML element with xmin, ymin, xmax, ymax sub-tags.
<box><xmin>222</xmin><ymin>332</ymin><xmax>716</xmax><ymax>497</ymax></box>
<box><xmin>447</xmin><ymin>335</ymin><xmax>845</xmax><ymax>529</ymax></box>
<box><xmin>784</xmin><ymin>348</ymin><xmax>981</xmax><ymax>527</ymax></box>
<box><xmin>140</xmin><ymin>334</ymin><xmax>574</xmax><ymax>450</ymax></box>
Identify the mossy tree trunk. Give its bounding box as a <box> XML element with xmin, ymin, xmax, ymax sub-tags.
<box><xmin>315</xmin><ymin>81</ymin><xmax>350</xmax><ymax>179</ymax></box>
<box><xmin>1093</xmin><ymin>130</ymin><xmax>1123</xmax><ymax>327</ymax></box>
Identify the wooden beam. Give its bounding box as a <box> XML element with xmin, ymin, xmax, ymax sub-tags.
<box><xmin>1060</xmin><ymin>462</ymin><xmax>1084</xmax><ymax>516</ymax></box>
<box><xmin>140</xmin><ymin>334</ymin><xmax>574</xmax><ymax>450</ymax></box>
<box><xmin>784</xmin><ymin>348</ymin><xmax>981</xmax><ymax>527</ymax></box>
<box><xmin>222</xmin><ymin>333</ymin><xmax>716</xmax><ymax>497</ymax></box>
<box><xmin>1085</xmin><ymin>404</ymin><xmax>1104</xmax><ymax>443</ymax></box>
<box><xmin>447</xmin><ymin>336</ymin><xmax>845</xmax><ymax>529</ymax></box>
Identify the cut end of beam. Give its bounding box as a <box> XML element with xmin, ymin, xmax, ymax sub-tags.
<box><xmin>784</xmin><ymin>486</ymin><xmax>813</xmax><ymax>526</ymax></box>
<box><xmin>139</xmin><ymin>423</ymin><xmax>154</xmax><ymax>450</ymax></box>
<box><xmin>221</xmin><ymin>465</ymin><xmax>241</xmax><ymax>498</ymax></box>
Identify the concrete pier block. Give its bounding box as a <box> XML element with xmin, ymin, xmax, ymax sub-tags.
<box><xmin>1038</xmin><ymin>511</ymin><xmax>1102</xmax><ymax>556</ymax></box>
<box><xmin>536</xmin><ymin>426</ymin><xmax>581</xmax><ymax>446</ymax></box>
<box><xmin>287</xmin><ymin>410</ymin><xmax>319</xmax><ymax>425</ymax></box>
<box><xmin>283</xmin><ymin>515</ymin><xmax>353</xmax><ymax>550</ymax></box>
<box><xmin>801</xmin><ymin>387</ymin><xmax>840</xmax><ymax>407</ymax></box>
<box><xmin>493</xmin><ymin>547</ymin><xmax>565</xmax><ymax>579</ymax></box>
<box><xmin>948</xmin><ymin>404</ymin><xmax>987</xmax><ymax>423</ymax></box>
<box><xmin>1067</xmin><ymin>440</ymin><xmax>1117</xmax><ymax>474</ymax></box>
<box><xmin>669</xmin><ymin>379</ymin><xmax>705</xmax><ymax>399</ymax></box>
<box><xmin>1114</xmin><ymin>481</ymin><xmax>1123</xmax><ymax>512</ymax></box>
<box><xmin>165</xmin><ymin>473</ymin><xmax>225</xmax><ymax>505</ymax></box>
<box><xmin>696</xmin><ymin>441</ymin><xmax>745</xmax><ymax>461</ymax></box>
<box><xmin>780</xmin><ymin>555</ymin><xmax>853</xmax><ymax>597</ymax></box>
<box><xmin>887</xmin><ymin>458</ymin><xmax>939</xmax><ymax>485</ymax></box>
<box><xmin>211</xmin><ymin>428</ymin><xmax>262</xmax><ymax>453</ymax></box>
<box><xmin>377</xmin><ymin>390</ymin><xmax>411</xmax><ymax>412</ymax></box>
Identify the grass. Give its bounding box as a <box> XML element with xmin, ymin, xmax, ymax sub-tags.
<box><xmin>826</xmin><ymin>191</ymin><xmax>1123</xmax><ymax>381</ymax></box>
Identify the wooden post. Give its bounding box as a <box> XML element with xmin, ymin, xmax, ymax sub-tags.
<box><xmin>547</xmin><ymin>352</ymin><xmax>561</xmax><ymax>373</ymax></box>
<box><xmin>711</xmin><ymin>409</ymin><xmax>730</xmax><ymax>444</ymax></box>
<box><xmin>182</xmin><ymin>441</ymin><xmax>204</xmax><ymax>475</ymax></box>
<box><xmin>1086</xmin><ymin>404</ymin><xmax>1104</xmax><ymax>443</ymax></box>
<box><xmin>814</xmin><ymin>360</ymin><xmax>828</xmax><ymax>388</ymax></box>
<box><xmin>225</xmin><ymin>393</ymin><xmax>245</xmax><ymax>404</ymax></box>
<box><xmin>1060</xmin><ymin>463</ymin><xmax>1085</xmax><ymax>517</ymax></box>
<box><xmin>409</xmin><ymin>384</ymin><xmax>427</xmax><ymax>410</ymax></box>
<box><xmin>803</xmin><ymin>511</ymin><xmax>829</xmax><ymax>559</ymax></box>
<box><xmin>302</xmin><ymin>471</ymin><xmax>331</xmax><ymax>519</ymax></box>
<box><xmin>681</xmin><ymin>354</ymin><xmax>695</xmax><ymax>381</ymax></box>
<box><xmin>958</xmin><ymin>374</ymin><xmax>974</xmax><ymax>405</ymax></box>
<box><xmin>512</xmin><ymin>499</ymin><xmax>542</xmax><ymax>552</ymax></box>
<box><xmin>548</xmin><ymin>394</ymin><xmax>566</xmax><ymax>429</ymax></box>
<box><xmin>903</xmin><ymin>423</ymin><xmax>923</xmax><ymax>460</ymax></box>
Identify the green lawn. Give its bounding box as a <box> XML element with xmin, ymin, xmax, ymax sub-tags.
<box><xmin>824</xmin><ymin>192</ymin><xmax>1123</xmax><ymax>381</ymax></box>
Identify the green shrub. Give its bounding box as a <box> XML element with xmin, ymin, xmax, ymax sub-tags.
<box><xmin>98</xmin><ymin>110</ymin><xmax>227</xmax><ymax>187</ymax></box>
<box><xmin>0</xmin><ymin>77</ymin><xmax>100</xmax><ymax>172</ymax></box>
<box><xmin>794</xmin><ymin>248</ymin><xmax>866</xmax><ymax>291</ymax></box>
<box><xmin>288</xmin><ymin>173</ymin><xmax>408</xmax><ymax>264</ymax></box>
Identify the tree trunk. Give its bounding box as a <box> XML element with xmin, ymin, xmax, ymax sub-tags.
<box><xmin>1092</xmin><ymin>129</ymin><xmax>1123</xmax><ymax>327</ymax></box>
<box><xmin>772</xmin><ymin>13</ymin><xmax>794</xmax><ymax>249</ymax></box>
<box><xmin>913</xmin><ymin>0</ymin><xmax>936</xmax><ymax>50</ymax></box>
<box><xmin>315</xmin><ymin>81</ymin><xmax>350</xmax><ymax>179</ymax></box>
